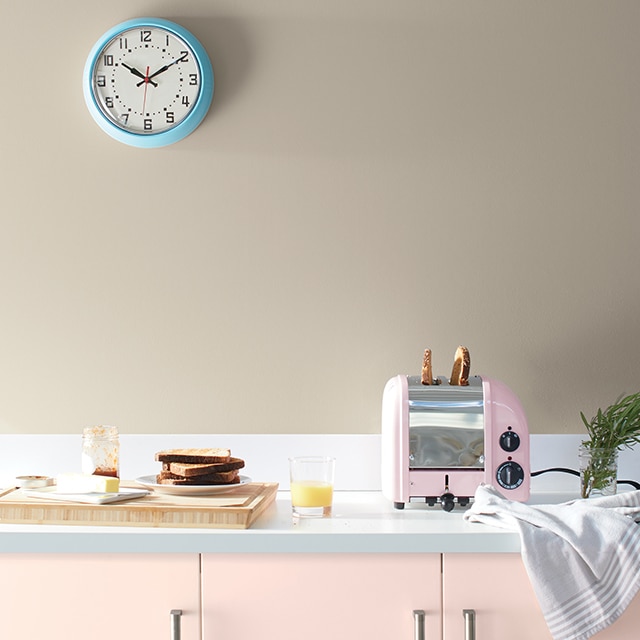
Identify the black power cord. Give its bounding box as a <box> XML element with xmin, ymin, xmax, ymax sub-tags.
<box><xmin>531</xmin><ymin>467</ymin><xmax>640</xmax><ymax>491</ymax></box>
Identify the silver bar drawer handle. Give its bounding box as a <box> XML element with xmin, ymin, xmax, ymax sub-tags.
<box><xmin>413</xmin><ymin>609</ymin><xmax>426</xmax><ymax>640</ymax></box>
<box><xmin>463</xmin><ymin>609</ymin><xmax>476</xmax><ymax>640</ymax></box>
<box><xmin>170</xmin><ymin>609</ymin><xmax>183</xmax><ymax>640</ymax></box>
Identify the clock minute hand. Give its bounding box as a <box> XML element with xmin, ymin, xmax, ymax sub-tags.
<box><xmin>137</xmin><ymin>53</ymin><xmax>188</xmax><ymax>86</ymax></box>
<box><xmin>122</xmin><ymin>62</ymin><xmax>158</xmax><ymax>87</ymax></box>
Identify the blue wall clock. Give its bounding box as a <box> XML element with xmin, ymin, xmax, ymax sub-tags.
<box><xmin>83</xmin><ymin>18</ymin><xmax>214</xmax><ymax>148</ymax></box>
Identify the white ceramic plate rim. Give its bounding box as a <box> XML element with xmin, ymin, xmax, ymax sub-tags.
<box><xmin>135</xmin><ymin>474</ymin><xmax>252</xmax><ymax>496</ymax></box>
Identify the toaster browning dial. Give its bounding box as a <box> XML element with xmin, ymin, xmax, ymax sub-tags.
<box><xmin>499</xmin><ymin>430</ymin><xmax>521</xmax><ymax>452</ymax></box>
<box><xmin>496</xmin><ymin>461</ymin><xmax>525</xmax><ymax>490</ymax></box>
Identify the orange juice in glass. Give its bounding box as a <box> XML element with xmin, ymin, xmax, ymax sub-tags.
<box><xmin>289</xmin><ymin>456</ymin><xmax>335</xmax><ymax>518</ymax></box>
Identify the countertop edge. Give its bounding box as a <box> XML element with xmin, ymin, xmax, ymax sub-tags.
<box><xmin>0</xmin><ymin>491</ymin><xmax>525</xmax><ymax>554</ymax></box>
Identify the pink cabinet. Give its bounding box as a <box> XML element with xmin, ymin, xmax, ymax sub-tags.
<box><xmin>0</xmin><ymin>554</ymin><xmax>200</xmax><ymax>640</ymax></box>
<box><xmin>3</xmin><ymin>551</ymin><xmax>637</xmax><ymax>639</ymax></box>
<box><xmin>443</xmin><ymin>553</ymin><xmax>552</xmax><ymax>639</ymax></box>
<box><xmin>202</xmin><ymin>553</ymin><xmax>442</xmax><ymax>640</ymax></box>
<box><xmin>588</xmin><ymin>591</ymin><xmax>640</xmax><ymax>639</ymax></box>
<box><xmin>443</xmin><ymin>553</ymin><xmax>640</xmax><ymax>640</ymax></box>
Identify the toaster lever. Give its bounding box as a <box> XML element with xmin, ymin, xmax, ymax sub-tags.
<box><xmin>440</xmin><ymin>491</ymin><xmax>455</xmax><ymax>512</ymax></box>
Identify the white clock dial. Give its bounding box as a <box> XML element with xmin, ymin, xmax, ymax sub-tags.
<box><xmin>91</xmin><ymin>26</ymin><xmax>202</xmax><ymax>135</ymax></box>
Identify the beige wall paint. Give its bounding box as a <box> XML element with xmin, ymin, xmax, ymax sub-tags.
<box><xmin>1</xmin><ymin>1</ymin><xmax>638</xmax><ymax>435</ymax></box>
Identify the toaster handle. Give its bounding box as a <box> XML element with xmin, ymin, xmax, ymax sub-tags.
<box><xmin>413</xmin><ymin>609</ymin><xmax>425</xmax><ymax>640</ymax></box>
<box><xmin>463</xmin><ymin>609</ymin><xmax>476</xmax><ymax>640</ymax></box>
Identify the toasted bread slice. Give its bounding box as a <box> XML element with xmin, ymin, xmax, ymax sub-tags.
<box><xmin>449</xmin><ymin>345</ymin><xmax>470</xmax><ymax>386</ymax></box>
<box><xmin>154</xmin><ymin>448</ymin><xmax>231</xmax><ymax>464</ymax></box>
<box><xmin>155</xmin><ymin>470</ymin><xmax>240</xmax><ymax>485</ymax></box>
<box><xmin>421</xmin><ymin>348</ymin><xmax>433</xmax><ymax>385</ymax></box>
<box><xmin>164</xmin><ymin>457</ymin><xmax>245</xmax><ymax>477</ymax></box>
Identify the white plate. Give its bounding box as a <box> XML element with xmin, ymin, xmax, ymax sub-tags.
<box><xmin>135</xmin><ymin>475</ymin><xmax>252</xmax><ymax>496</ymax></box>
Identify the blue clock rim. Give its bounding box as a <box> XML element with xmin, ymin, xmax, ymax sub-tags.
<box><xmin>83</xmin><ymin>17</ymin><xmax>214</xmax><ymax>148</ymax></box>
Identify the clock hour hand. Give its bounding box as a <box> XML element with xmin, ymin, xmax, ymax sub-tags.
<box><xmin>122</xmin><ymin>63</ymin><xmax>158</xmax><ymax>87</ymax></box>
<box><xmin>136</xmin><ymin>53</ymin><xmax>188</xmax><ymax>86</ymax></box>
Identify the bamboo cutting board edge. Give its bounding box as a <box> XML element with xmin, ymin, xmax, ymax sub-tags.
<box><xmin>0</xmin><ymin>482</ymin><xmax>278</xmax><ymax>529</ymax></box>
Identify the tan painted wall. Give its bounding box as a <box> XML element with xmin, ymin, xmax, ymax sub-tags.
<box><xmin>1</xmin><ymin>1</ymin><xmax>638</xmax><ymax>434</ymax></box>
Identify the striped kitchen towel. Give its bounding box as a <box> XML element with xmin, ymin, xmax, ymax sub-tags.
<box><xmin>464</xmin><ymin>485</ymin><xmax>640</xmax><ymax>640</ymax></box>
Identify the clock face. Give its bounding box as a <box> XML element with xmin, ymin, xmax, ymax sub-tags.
<box><xmin>90</xmin><ymin>25</ymin><xmax>202</xmax><ymax>135</ymax></box>
<box><xmin>84</xmin><ymin>18</ymin><xmax>213</xmax><ymax>147</ymax></box>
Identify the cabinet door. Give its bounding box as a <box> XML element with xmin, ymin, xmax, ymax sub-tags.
<box><xmin>443</xmin><ymin>554</ymin><xmax>552</xmax><ymax>640</ymax></box>
<box><xmin>0</xmin><ymin>554</ymin><xmax>200</xmax><ymax>640</ymax></box>
<box><xmin>203</xmin><ymin>553</ymin><xmax>440</xmax><ymax>640</ymax></box>
<box><xmin>444</xmin><ymin>554</ymin><xmax>640</xmax><ymax>640</ymax></box>
<box><xmin>586</xmin><ymin>591</ymin><xmax>640</xmax><ymax>639</ymax></box>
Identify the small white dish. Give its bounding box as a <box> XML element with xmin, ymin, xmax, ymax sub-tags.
<box><xmin>15</xmin><ymin>476</ymin><xmax>54</xmax><ymax>489</ymax></box>
<box><xmin>135</xmin><ymin>474</ymin><xmax>252</xmax><ymax>496</ymax></box>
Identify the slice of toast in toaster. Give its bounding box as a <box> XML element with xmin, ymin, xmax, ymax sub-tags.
<box><xmin>449</xmin><ymin>346</ymin><xmax>470</xmax><ymax>386</ymax></box>
<box><xmin>421</xmin><ymin>348</ymin><xmax>434</xmax><ymax>385</ymax></box>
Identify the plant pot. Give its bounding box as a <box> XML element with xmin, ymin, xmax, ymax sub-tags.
<box><xmin>578</xmin><ymin>445</ymin><xmax>618</xmax><ymax>499</ymax></box>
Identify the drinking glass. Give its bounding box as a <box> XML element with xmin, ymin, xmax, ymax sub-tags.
<box><xmin>289</xmin><ymin>456</ymin><xmax>335</xmax><ymax>518</ymax></box>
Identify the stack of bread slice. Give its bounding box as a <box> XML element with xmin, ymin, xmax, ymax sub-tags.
<box><xmin>155</xmin><ymin>448</ymin><xmax>245</xmax><ymax>486</ymax></box>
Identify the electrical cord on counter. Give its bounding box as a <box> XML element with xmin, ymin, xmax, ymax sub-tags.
<box><xmin>531</xmin><ymin>467</ymin><xmax>640</xmax><ymax>490</ymax></box>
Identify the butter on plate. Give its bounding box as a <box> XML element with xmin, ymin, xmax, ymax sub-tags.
<box><xmin>56</xmin><ymin>473</ymin><xmax>120</xmax><ymax>494</ymax></box>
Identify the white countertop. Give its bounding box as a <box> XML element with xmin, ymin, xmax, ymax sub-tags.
<box><xmin>0</xmin><ymin>489</ymin><xmax>577</xmax><ymax>554</ymax></box>
<box><xmin>0</xmin><ymin>433</ymin><xmax>634</xmax><ymax>554</ymax></box>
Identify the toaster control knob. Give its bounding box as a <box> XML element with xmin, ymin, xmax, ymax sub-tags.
<box><xmin>499</xmin><ymin>431</ymin><xmax>521</xmax><ymax>452</ymax></box>
<box><xmin>496</xmin><ymin>461</ymin><xmax>525</xmax><ymax>490</ymax></box>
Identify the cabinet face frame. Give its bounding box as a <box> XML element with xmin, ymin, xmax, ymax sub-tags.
<box><xmin>202</xmin><ymin>553</ymin><xmax>441</xmax><ymax>640</ymax></box>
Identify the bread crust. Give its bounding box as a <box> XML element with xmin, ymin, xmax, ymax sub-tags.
<box><xmin>449</xmin><ymin>345</ymin><xmax>470</xmax><ymax>386</ymax></box>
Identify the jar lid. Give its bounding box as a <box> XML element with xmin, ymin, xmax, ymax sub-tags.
<box><xmin>83</xmin><ymin>425</ymin><xmax>119</xmax><ymax>438</ymax></box>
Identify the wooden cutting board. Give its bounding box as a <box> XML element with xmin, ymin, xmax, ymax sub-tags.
<box><xmin>0</xmin><ymin>482</ymin><xmax>278</xmax><ymax>529</ymax></box>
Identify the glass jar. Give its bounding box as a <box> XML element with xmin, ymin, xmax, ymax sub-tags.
<box><xmin>82</xmin><ymin>425</ymin><xmax>120</xmax><ymax>478</ymax></box>
<box><xmin>579</xmin><ymin>444</ymin><xmax>618</xmax><ymax>499</ymax></box>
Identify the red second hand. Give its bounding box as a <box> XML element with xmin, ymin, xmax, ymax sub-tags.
<box><xmin>142</xmin><ymin>65</ymin><xmax>150</xmax><ymax>116</ymax></box>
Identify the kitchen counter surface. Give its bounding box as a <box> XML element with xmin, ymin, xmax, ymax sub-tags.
<box><xmin>0</xmin><ymin>490</ymin><xmax>577</xmax><ymax>554</ymax></box>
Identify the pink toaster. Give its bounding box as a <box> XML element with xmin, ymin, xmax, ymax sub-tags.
<box><xmin>381</xmin><ymin>374</ymin><xmax>530</xmax><ymax>510</ymax></box>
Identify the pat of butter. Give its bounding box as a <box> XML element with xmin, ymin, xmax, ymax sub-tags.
<box><xmin>56</xmin><ymin>473</ymin><xmax>120</xmax><ymax>494</ymax></box>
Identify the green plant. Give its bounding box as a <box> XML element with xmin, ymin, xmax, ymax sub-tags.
<box><xmin>579</xmin><ymin>392</ymin><xmax>640</xmax><ymax>498</ymax></box>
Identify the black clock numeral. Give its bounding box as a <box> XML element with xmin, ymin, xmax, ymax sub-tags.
<box><xmin>121</xmin><ymin>113</ymin><xmax>129</xmax><ymax>124</ymax></box>
<box><xmin>105</xmin><ymin>97</ymin><xmax>114</xmax><ymax>108</ymax></box>
<box><xmin>119</xmin><ymin>37</ymin><xmax>128</xmax><ymax>49</ymax></box>
<box><xmin>189</xmin><ymin>74</ymin><xmax>198</xmax><ymax>86</ymax></box>
<box><xmin>140</xmin><ymin>30</ymin><xmax>152</xmax><ymax>43</ymax></box>
<box><xmin>144</xmin><ymin>118</ymin><xmax>153</xmax><ymax>131</ymax></box>
<box><xmin>182</xmin><ymin>96</ymin><xmax>190</xmax><ymax>108</ymax></box>
<box><xmin>103</xmin><ymin>54</ymin><xmax>114</xmax><ymax>66</ymax></box>
<box><xmin>179</xmin><ymin>50</ymin><xmax>189</xmax><ymax>63</ymax></box>
<box><xmin>166</xmin><ymin>112</ymin><xmax>175</xmax><ymax>124</ymax></box>
<box><xmin>96</xmin><ymin>75</ymin><xmax>106</xmax><ymax>87</ymax></box>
